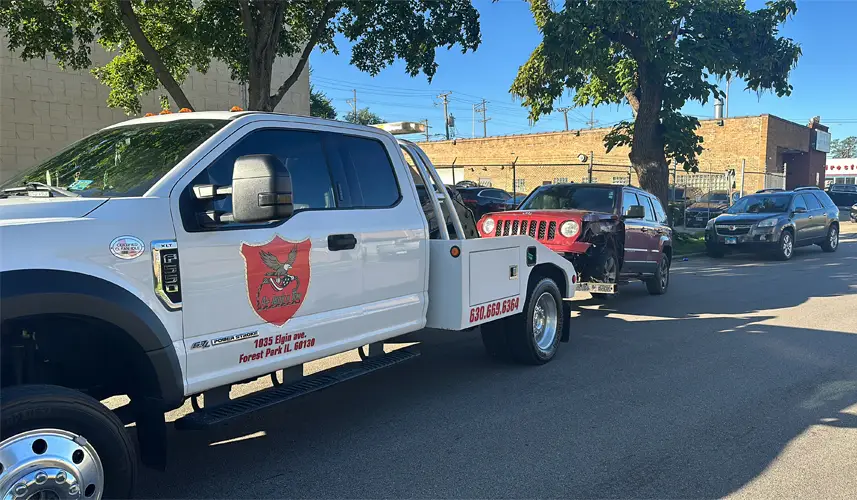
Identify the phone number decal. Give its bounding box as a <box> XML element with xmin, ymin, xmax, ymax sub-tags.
<box><xmin>469</xmin><ymin>297</ymin><xmax>520</xmax><ymax>324</ymax></box>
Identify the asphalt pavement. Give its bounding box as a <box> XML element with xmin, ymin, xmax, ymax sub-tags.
<box><xmin>138</xmin><ymin>223</ymin><xmax>857</xmax><ymax>498</ymax></box>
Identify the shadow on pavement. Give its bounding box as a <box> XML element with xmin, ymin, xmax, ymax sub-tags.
<box><xmin>135</xmin><ymin>237</ymin><xmax>857</xmax><ymax>498</ymax></box>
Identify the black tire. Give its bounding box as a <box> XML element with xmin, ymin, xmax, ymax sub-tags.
<box><xmin>0</xmin><ymin>384</ymin><xmax>136</xmax><ymax>499</ymax></box>
<box><xmin>821</xmin><ymin>223</ymin><xmax>839</xmax><ymax>252</ymax></box>
<box><xmin>590</xmin><ymin>245</ymin><xmax>619</xmax><ymax>299</ymax></box>
<box><xmin>645</xmin><ymin>253</ymin><xmax>671</xmax><ymax>295</ymax></box>
<box><xmin>511</xmin><ymin>278</ymin><xmax>564</xmax><ymax>365</ymax></box>
<box><xmin>775</xmin><ymin>229</ymin><xmax>795</xmax><ymax>261</ymax></box>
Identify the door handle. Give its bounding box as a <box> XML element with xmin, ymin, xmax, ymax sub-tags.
<box><xmin>640</xmin><ymin>227</ymin><xmax>649</xmax><ymax>232</ymax></box>
<box><xmin>808</xmin><ymin>215</ymin><xmax>813</xmax><ymax>220</ymax></box>
<box><xmin>328</xmin><ymin>234</ymin><xmax>357</xmax><ymax>251</ymax></box>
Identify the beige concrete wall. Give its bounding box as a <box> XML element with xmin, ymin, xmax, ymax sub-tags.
<box><xmin>0</xmin><ymin>39</ymin><xmax>309</xmax><ymax>181</ymax></box>
<box><xmin>419</xmin><ymin>115</ymin><xmax>819</xmax><ymax>195</ymax></box>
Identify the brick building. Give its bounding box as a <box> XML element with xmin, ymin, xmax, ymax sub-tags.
<box><xmin>0</xmin><ymin>41</ymin><xmax>309</xmax><ymax>182</ymax></box>
<box><xmin>419</xmin><ymin>114</ymin><xmax>830</xmax><ymax>196</ymax></box>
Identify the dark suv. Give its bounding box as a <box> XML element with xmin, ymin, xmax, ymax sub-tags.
<box><xmin>704</xmin><ymin>187</ymin><xmax>840</xmax><ymax>260</ymax></box>
<box><xmin>456</xmin><ymin>187</ymin><xmax>513</xmax><ymax>219</ymax></box>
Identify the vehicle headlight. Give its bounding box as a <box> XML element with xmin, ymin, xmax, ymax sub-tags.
<box><xmin>706</xmin><ymin>218</ymin><xmax>716</xmax><ymax>229</ymax></box>
<box><xmin>482</xmin><ymin>217</ymin><xmax>495</xmax><ymax>234</ymax></box>
<box><xmin>560</xmin><ymin>220</ymin><xmax>580</xmax><ymax>237</ymax></box>
<box><xmin>757</xmin><ymin>218</ymin><xmax>778</xmax><ymax>228</ymax></box>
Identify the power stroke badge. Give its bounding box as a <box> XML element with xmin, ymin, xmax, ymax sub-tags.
<box><xmin>240</xmin><ymin>236</ymin><xmax>311</xmax><ymax>327</ymax></box>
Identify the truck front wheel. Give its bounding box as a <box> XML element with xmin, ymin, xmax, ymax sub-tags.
<box><xmin>0</xmin><ymin>385</ymin><xmax>136</xmax><ymax>499</ymax></box>
<box><xmin>480</xmin><ymin>278</ymin><xmax>564</xmax><ymax>365</ymax></box>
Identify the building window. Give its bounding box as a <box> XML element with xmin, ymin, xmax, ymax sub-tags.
<box><xmin>553</xmin><ymin>177</ymin><xmax>568</xmax><ymax>184</ymax></box>
<box><xmin>478</xmin><ymin>178</ymin><xmax>492</xmax><ymax>187</ymax></box>
<box><xmin>514</xmin><ymin>178</ymin><xmax>526</xmax><ymax>191</ymax></box>
<box><xmin>612</xmin><ymin>176</ymin><xmax>629</xmax><ymax>185</ymax></box>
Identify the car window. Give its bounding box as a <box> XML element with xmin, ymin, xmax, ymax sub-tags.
<box><xmin>184</xmin><ymin>129</ymin><xmax>335</xmax><ymax>230</ymax></box>
<box><xmin>814</xmin><ymin>191</ymin><xmax>836</xmax><ymax>208</ymax></box>
<box><xmin>640</xmin><ymin>194</ymin><xmax>656</xmax><ymax>221</ymax></box>
<box><xmin>802</xmin><ymin>193</ymin><xmax>822</xmax><ymax>210</ymax></box>
<box><xmin>327</xmin><ymin>134</ymin><xmax>400</xmax><ymax>208</ymax></box>
<box><xmin>480</xmin><ymin>189</ymin><xmax>505</xmax><ymax>200</ymax></box>
<box><xmin>621</xmin><ymin>190</ymin><xmax>640</xmax><ymax>216</ymax></box>
<box><xmin>649</xmin><ymin>196</ymin><xmax>668</xmax><ymax>223</ymax></box>
<box><xmin>792</xmin><ymin>194</ymin><xmax>807</xmax><ymax>212</ymax></box>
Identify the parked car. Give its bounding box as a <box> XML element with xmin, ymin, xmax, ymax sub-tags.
<box><xmin>684</xmin><ymin>190</ymin><xmax>731</xmax><ymax>227</ymax></box>
<box><xmin>457</xmin><ymin>187</ymin><xmax>513</xmax><ymax>219</ymax></box>
<box><xmin>827</xmin><ymin>184</ymin><xmax>857</xmax><ymax>208</ymax></box>
<box><xmin>851</xmin><ymin>203</ymin><xmax>857</xmax><ymax>223</ymax></box>
<box><xmin>668</xmin><ymin>185</ymin><xmax>693</xmax><ymax>225</ymax></box>
<box><xmin>504</xmin><ymin>193</ymin><xmax>528</xmax><ymax>209</ymax></box>
<box><xmin>476</xmin><ymin>183</ymin><xmax>673</xmax><ymax>297</ymax></box>
<box><xmin>704</xmin><ymin>187</ymin><xmax>840</xmax><ymax>260</ymax></box>
<box><xmin>454</xmin><ymin>180</ymin><xmax>478</xmax><ymax>188</ymax></box>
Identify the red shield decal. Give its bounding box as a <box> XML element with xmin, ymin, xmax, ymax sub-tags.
<box><xmin>240</xmin><ymin>236</ymin><xmax>311</xmax><ymax>327</ymax></box>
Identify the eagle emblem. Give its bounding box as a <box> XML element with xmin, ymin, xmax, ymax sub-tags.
<box><xmin>240</xmin><ymin>236</ymin><xmax>311</xmax><ymax>326</ymax></box>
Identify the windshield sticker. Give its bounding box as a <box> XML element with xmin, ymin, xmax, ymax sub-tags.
<box><xmin>110</xmin><ymin>236</ymin><xmax>145</xmax><ymax>260</ymax></box>
<box><xmin>68</xmin><ymin>180</ymin><xmax>94</xmax><ymax>191</ymax></box>
<box><xmin>608</xmin><ymin>192</ymin><xmax>614</xmax><ymax>199</ymax></box>
<box><xmin>240</xmin><ymin>236</ymin><xmax>311</xmax><ymax>327</ymax></box>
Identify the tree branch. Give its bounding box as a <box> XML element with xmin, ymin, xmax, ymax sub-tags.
<box><xmin>269</xmin><ymin>1</ymin><xmax>338</xmax><ymax>109</ymax></box>
<box><xmin>625</xmin><ymin>89</ymin><xmax>640</xmax><ymax>117</ymax></box>
<box><xmin>238</xmin><ymin>0</ymin><xmax>256</xmax><ymax>51</ymax></box>
<box><xmin>116</xmin><ymin>0</ymin><xmax>193</xmax><ymax>110</ymax></box>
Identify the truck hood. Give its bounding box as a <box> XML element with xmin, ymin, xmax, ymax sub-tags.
<box><xmin>0</xmin><ymin>197</ymin><xmax>108</xmax><ymax>223</ymax></box>
<box><xmin>484</xmin><ymin>209</ymin><xmax>616</xmax><ymax>221</ymax></box>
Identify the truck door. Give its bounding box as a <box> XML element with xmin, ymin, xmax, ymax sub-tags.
<box><xmin>170</xmin><ymin>122</ymin><xmax>369</xmax><ymax>394</ymax></box>
<box><xmin>620</xmin><ymin>190</ymin><xmax>652</xmax><ymax>273</ymax></box>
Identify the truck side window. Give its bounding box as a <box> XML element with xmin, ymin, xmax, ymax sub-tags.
<box><xmin>182</xmin><ymin>129</ymin><xmax>335</xmax><ymax>231</ymax></box>
<box><xmin>641</xmin><ymin>195</ymin><xmax>656</xmax><ymax>222</ymax></box>
<box><xmin>649</xmin><ymin>196</ymin><xmax>668</xmax><ymax>223</ymax></box>
<box><xmin>621</xmin><ymin>190</ymin><xmax>640</xmax><ymax>216</ymax></box>
<box><xmin>327</xmin><ymin>135</ymin><xmax>401</xmax><ymax>208</ymax></box>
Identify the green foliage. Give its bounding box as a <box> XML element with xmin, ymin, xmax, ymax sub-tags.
<box><xmin>830</xmin><ymin>137</ymin><xmax>857</xmax><ymax>158</ymax></box>
<box><xmin>309</xmin><ymin>86</ymin><xmax>337</xmax><ymax>119</ymax></box>
<box><xmin>512</xmin><ymin>0</ymin><xmax>802</xmax><ymax>179</ymax></box>
<box><xmin>344</xmin><ymin>108</ymin><xmax>384</xmax><ymax>126</ymax></box>
<box><xmin>1</xmin><ymin>0</ymin><xmax>481</xmax><ymax>113</ymax></box>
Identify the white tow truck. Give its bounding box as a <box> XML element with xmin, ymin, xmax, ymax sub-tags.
<box><xmin>0</xmin><ymin>113</ymin><xmax>576</xmax><ymax>497</ymax></box>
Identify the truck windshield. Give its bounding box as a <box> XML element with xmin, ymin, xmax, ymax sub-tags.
<box><xmin>520</xmin><ymin>185</ymin><xmax>616</xmax><ymax>213</ymax></box>
<box><xmin>728</xmin><ymin>194</ymin><xmax>792</xmax><ymax>214</ymax></box>
<box><xmin>0</xmin><ymin>119</ymin><xmax>227</xmax><ymax>198</ymax></box>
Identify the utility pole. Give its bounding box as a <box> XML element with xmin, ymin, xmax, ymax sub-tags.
<box><xmin>557</xmin><ymin>107</ymin><xmax>570</xmax><ymax>131</ymax></box>
<box><xmin>725</xmin><ymin>76</ymin><xmax>732</xmax><ymax>118</ymax></box>
<box><xmin>438</xmin><ymin>92</ymin><xmax>452</xmax><ymax>140</ymax></box>
<box><xmin>586</xmin><ymin>106</ymin><xmax>598</xmax><ymax>129</ymax></box>
<box><xmin>346</xmin><ymin>89</ymin><xmax>357</xmax><ymax>117</ymax></box>
<box><xmin>422</xmin><ymin>119</ymin><xmax>430</xmax><ymax>142</ymax></box>
<box><xmin>475</xmin><ymin>99</ymin><xmax>490</xmax><ymax>138</ymax></box>
<box><xmin>472</xmin><ymin>104</ymin><xmax>476</xmax><ymax>138</ymax></box>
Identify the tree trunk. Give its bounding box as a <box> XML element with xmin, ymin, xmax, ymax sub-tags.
<box><xmin>116</xmin><ymin>0</ymin><xmax>194</xmax><ymax>111</ymax></box>
<box><xmin>629</xmin><ymin>66</ymin><xmax>669</xmax><ymax>209</ymax></box>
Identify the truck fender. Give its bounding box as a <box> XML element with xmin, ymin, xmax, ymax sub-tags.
<box><xmin>0</xmin><ymin>269</ymin><xmax>184</xmax><ymax>408</ymax></box>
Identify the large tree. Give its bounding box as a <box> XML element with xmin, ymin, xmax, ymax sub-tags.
<box><xmin>830</xmin><ymin>136</ymin><xmax>857</xmax><ymax>158</ymax></box>
<box><xmin>1</xmin><ymin>0</ymin><xmax>481</xmax><ymax>113</ymax></box>
<box><xmin>511</xmin><ymin>0</ymin><xmax>801</xmax><ymax>205</ymax></box>
<box><xmin>344</xmin><ymin>107</ymin><xmax>384</xmax><ymax>126</ymax></box>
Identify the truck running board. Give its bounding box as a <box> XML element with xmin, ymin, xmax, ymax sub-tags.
<box><xmin>174</xmin><ymin>348</ymin><xmax>420</xmax><ymax>430</ymax></box>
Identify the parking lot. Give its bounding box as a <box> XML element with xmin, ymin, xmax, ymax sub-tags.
<box><xmin>138</xmin><ymin>223</ymin><xmax>857</xmax><ymax>498</ymax></box>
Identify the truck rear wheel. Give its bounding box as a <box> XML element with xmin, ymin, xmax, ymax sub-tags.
<box><xmin>481</xmin><ymin>278</ymin><xmax>564</xmax><ymax>365</ymax></box>
<box><xmin>0</xmin><ymin>385</ymin><xmax>136</xmax><ymax>499</ymax></box>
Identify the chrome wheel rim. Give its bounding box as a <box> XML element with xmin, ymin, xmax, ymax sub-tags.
<box><xmin>830</xmin><ymin>227</ymin><xmax>838</xmax><ymax>249</ymax></box>
<box><xmin>532</xmin><ymin>292</ymin><xmax>559</xmax><ymax>352</ymax></box>
<box><xmin>659</xmin><ymin>257</ymin><xmax>669</xmax><ymax>289</ymax></box>
<box><xmin>0</xmin><ymin>429</ymin><xmax>104</xmax><ymax>500</ymax></box>
<box><xmin>783</xmin><ymin>233</ymin><xmax>793</xmax><ymax>258</ymax></box>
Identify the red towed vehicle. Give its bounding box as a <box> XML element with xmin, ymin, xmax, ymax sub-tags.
<box><xmin>476</xmin><ymin>183</ymin><xmax>673</xmax><ymax>297</ymax></box>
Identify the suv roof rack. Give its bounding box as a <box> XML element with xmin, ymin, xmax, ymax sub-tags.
<box><xmin>755</xmin><ymin>188</ymin><xmax>785</xmax><ymax>193</ymax></box>
<box><xmin>794</xmin><ymin>186</ymin><xmax>822</xmax><ymax>191</ymax></box>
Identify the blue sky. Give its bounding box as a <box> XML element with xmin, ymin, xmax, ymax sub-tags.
<box><xmin>309</xmin><ymin>0</ymin><xmax>857</xmax><ymax>143</ymax></box>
